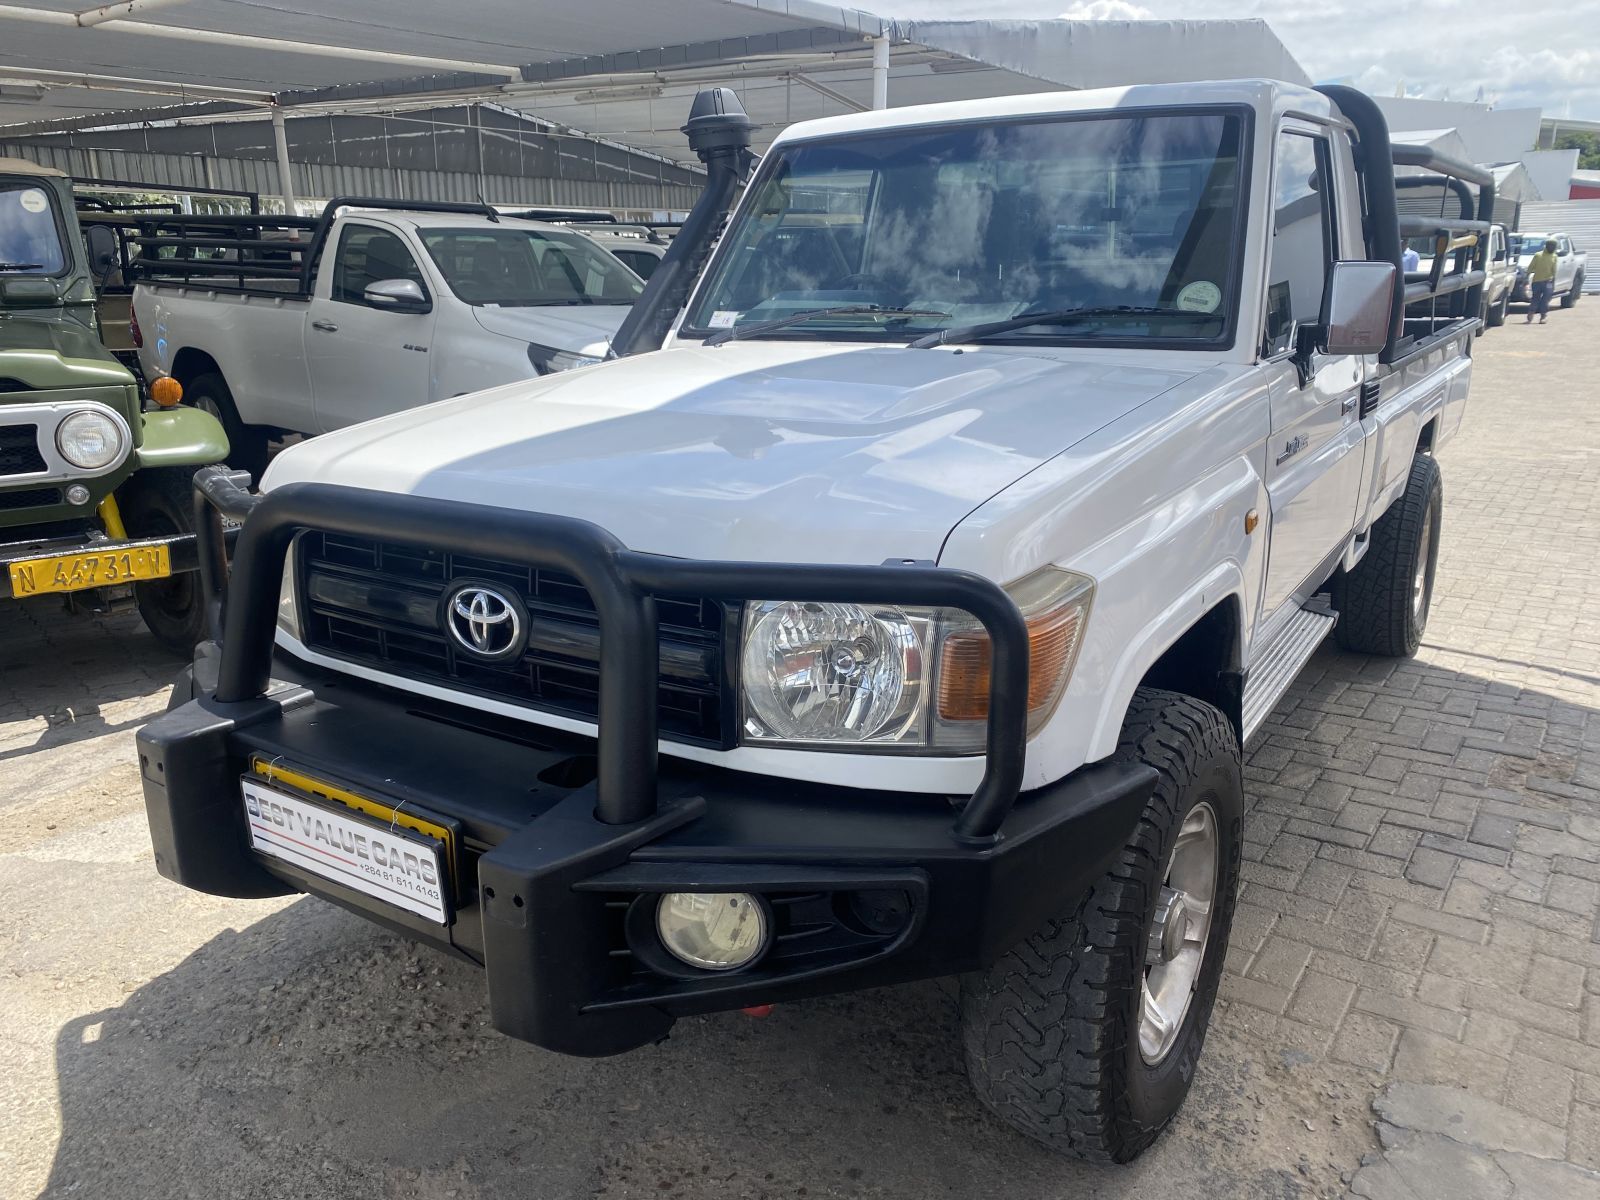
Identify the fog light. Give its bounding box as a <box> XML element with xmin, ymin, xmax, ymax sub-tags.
<box><xmin>65</xmin><ymin>484</ymin><xmax>91</xmax><ymax>506</ymax></box>
<box><xmin>656</xmin><ymin>892</ymin><xmax>767</xmax><ymax>971</ymax></box>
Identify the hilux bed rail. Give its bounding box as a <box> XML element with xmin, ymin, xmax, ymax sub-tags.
<box><xmin>126</xmin><ymin>196</ymin><xmax>500</xmax><ymax>298</ymax></box>
<box><xmin>189</xmin><ymin>467</ymin><xmax>1032</xmax><ymax>843</ymax></box>
<box><xmin>1316</xmin><ymin>84</ymin><xmax>1496</xmax><ymax>363</ymax></box>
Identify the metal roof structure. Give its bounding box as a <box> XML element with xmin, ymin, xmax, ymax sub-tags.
<box><xmin>0</xmin><ymin>3</ymin><xmax>1308</xmax><ymax>152</ymax></box>
<box><xmin>0</xmin><ymin>3</ymin><xmax>1310</xmax><ymax>211</ymax></box>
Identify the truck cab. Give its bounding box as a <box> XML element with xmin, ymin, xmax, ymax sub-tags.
<box><xmin>0</xmin><ymin>158</ymin><xmax>227</xmax><ymax>651</ymax></box>
<box><xmin>138</xmin><ymin>80</ymin><xmax>1490</xmax><ymax>1163</ymax></box>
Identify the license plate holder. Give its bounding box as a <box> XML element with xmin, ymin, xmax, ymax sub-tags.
<box><xmin>241</xmin><ymin>776</ymin><xmax>450</xmax><ymax>924</ymax></box>
<box><xmin>8</xmin><ymin>543</ymin><xmax>170</xmax><ymax>597</ymax></box>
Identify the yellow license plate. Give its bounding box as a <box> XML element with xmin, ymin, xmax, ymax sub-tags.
<box><xmin>8</xmin><ymin>544</ymin><xmax>170</xmax><ymax>597</ymax></box>
<box><xmin>247</xmin><ymin>757</ymin><xmax>457</xmax><ymax>881</ymax></box>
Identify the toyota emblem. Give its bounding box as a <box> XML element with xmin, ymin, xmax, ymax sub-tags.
<box><xmin>444</xmin><ymin>583</ymin><xmax>525</xmax><ymax>661</ymax></box>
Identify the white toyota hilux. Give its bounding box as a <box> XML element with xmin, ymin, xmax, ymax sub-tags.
<box><xmin>131</xmin><ymin>201</ymin><xmax>642</xmax><ymax>481</ymax></box>
<box><xmin>139</xmin><ymin>80</ymin><xmax>1493</xmax><ymax>1162</ymax></box>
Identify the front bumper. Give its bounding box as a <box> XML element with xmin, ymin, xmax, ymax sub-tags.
<box><xmin>137</xmin><ymin>471</ymin><xmax>1155</xmax><ymax>1056</ymax></box>
<box><xmin>139</xmin><ymin>655</ymin><xmax>1153</xmax><ymax>1056</ymax></box>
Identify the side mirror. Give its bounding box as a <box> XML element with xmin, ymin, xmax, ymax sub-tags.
<box><xmin>363</xmin><ymin>278</ymin><xmax>430</xmax><ymax>314</ymax></box>
<box><xmin>83</xmin><ymin>224</ymin><xmax>119</xmax><ymax>281</ymax></box>
<box><xmin>1319</xmin><ymin>260</ymin><xmax>1394</xmax><ymax>356</ymax></box>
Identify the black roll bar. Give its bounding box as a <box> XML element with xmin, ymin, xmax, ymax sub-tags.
<box><xmin>191</xmin><ymin>472</ymin><xmax>1030</xmax><ymax>843</ymax></box>
<box><xmin>1316</xmin><ymin>84</ymin><xmax>1496</xmax><ymax>359</ymax></box>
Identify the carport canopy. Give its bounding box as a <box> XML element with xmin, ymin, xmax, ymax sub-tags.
<box><xmin>0</xmin><ymin>0</ymin><xmax>1309</xmax><ymax>175</ymax></box>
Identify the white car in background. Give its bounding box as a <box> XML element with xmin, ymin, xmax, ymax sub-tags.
<box><xmin>133</xmin><ymin>201</ymin><xmax>644</xmax><ymax>479</ymax></box>
<box><xmin>571</xmin><ymin>225</ymin><xmax>672</xmax><ymax>279</ymax></box>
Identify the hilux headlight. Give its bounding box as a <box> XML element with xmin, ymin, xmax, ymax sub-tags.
<box><xmin>739</xmin><ymin>567</ymin><xmax>1093</xmax><ymax>753</ymax></box>
<box><xmin>527</xmin><ymin>342</ymin><xmax>604</xmax><ymax>374</ymax></box>
<box><xmin>55</xmin><ymin>409</ymin><xmax>125</xmax><ymax>470</ymax></box>
<box><xmin>277</xmin><ymin>546</ymin><xmax>300</xmax><ymax>639</ymax></box>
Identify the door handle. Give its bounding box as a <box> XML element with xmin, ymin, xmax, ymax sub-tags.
<box><xmin>1341</xmin><ymin>395</ymin><xmax>1358</xmax><ymax>415</ymax></box>
<box><xmin>311</xmin><ymin>319</ymin><xmax>338</xmax><ymax>332</ymax></box>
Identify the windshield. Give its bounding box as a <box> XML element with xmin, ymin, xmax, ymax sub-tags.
<box><xmin>0</xmin><ymin>180</ymin><xmax>66</xmax><ymax>274</ymax></box>
<box><xmin>1512</xmin><ymin>234</ymin><xmax>1551</xmax><ymax>256</ymax></box>
<box><xmin>419</xmin><ymin>226</ymin><xmax>643</xmax><ymax>306</ymax></box>
<box><xmin>683</xmin><ymin>111</ymin><xmax>1246</xmax><ymax>346</ymax></box>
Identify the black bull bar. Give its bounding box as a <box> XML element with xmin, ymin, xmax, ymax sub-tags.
<box><xmin>192</xmin><ymin>467</ymin><xmax>1033</xmax><ymax>843</ymax></box>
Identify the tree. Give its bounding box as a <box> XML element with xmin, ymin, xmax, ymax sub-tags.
<box><xmin>1553</xmin><ymin>131</ymin><xmax>1600</xmax><ymax>170</ymax></box>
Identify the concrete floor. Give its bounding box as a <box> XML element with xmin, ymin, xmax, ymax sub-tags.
<box><xmin>3</xmin><ymin>304</ymin><xmax>1599</xmax><ymax>1200</ymax></box>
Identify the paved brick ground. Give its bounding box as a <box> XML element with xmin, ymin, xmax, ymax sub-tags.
<box><xmin>2</xmin><ymin>307</ymin><xmax>1598</xmax><ymax>1198</ymax></box>
<box><xmin>1225</xmin><ymin>305</ymin><xmax>1600</xmax><ymax>1180</ymax></box>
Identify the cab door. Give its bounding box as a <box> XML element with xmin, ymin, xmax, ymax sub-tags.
<box><xmin>1258</xmin><ymin>127</ymin><xmax>1366</xmax><ymax>624</ymax></box>
<box><xmin>305</xmin><ymin>221</ymin><xmax>437</xmax><ymax>432</ymax></box>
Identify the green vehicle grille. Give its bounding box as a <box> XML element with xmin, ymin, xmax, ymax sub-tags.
<box><xmin>1</xmin><ymin>424</ymin><xmax>46</xmax><ymax>476</ymax></box>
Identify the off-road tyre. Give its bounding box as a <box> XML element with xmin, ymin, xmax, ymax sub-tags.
<box><xmin>120</xmin><ymin>466</ymin><xmax>208</xmax><ymax>656</ymax></box>
<box><xmin>959</xmin><ymin>689</ymin><xmax>1244</xmax><ymax>1163</ymax></box>
<box><xmin>1334</xmin><ymin>452</ymin><xmax>1442</xmax><ymax>657</ymax></box>
<box><xmin>1485</xmin><ymin>291</ymin><xmax>1508</xmax><ymax>328</ymax></box>
<box><xmin>186</xmin><ymin>371</ymin><xmax>270</xmax><ymax>483</ymax></box>
<box><xmin>1562</xmin><ymin>275</ymin><xmax>1583</xmax><ymax>308</ymax></box>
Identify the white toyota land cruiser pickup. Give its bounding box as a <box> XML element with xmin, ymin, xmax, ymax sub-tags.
<box><xmin>139</xmin><ymin>80</ymin><xmax>1494</xmax><ymax>1162</ymax></box>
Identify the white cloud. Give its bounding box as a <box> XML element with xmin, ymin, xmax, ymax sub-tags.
<box><xmin>1057</xmin><ymin>1</ymin><xmax>1155</xmax><ymax>17</ymax></box>
<box><xmin>900</xmin><ymin>1</ymin><xmax>1600</xmax><ymax>118</ymax></box>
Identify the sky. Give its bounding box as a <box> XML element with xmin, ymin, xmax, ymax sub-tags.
<box><xmin>896</xmin><ymin>1</ymin><xmax>1600</xmax><ymax>121</ymax></box>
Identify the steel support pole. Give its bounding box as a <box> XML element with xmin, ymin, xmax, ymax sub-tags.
<box><xmin>270</xmin><ymin>106</ymin><xmax>297</xmax><ymax>215</ymax></box>
<box><xmin>871</xmin><ymin>35</ymin><xmax>889</xmax><ymax>110</ymax></box>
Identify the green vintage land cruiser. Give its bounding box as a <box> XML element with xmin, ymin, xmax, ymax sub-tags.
<box><xmin>0</xmin><ymin>157</ymin><xmax>227</xmax><ymax>652</ymax></box>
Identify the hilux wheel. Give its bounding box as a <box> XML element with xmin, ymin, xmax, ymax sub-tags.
<box><xmin>186</xmin><ymin>371</ymin><xmax>270</xmax><ymax>483</ymax></box>
<box><xmin>959</xmin><ymin>688</ymin><xmax>1243</xmax><ymax>1163</ymax></box>
<box><xmin>1561</xmin><ymin>275</ymin><xmax>1583</xmax><ymax>307</ymax></box>
<box><xmin>120</xmin><ymin>466</ymin><xmax>209</xmax><ymax>656</ymax></box>
<box><xmin>1334</xmin><ymin>453</ymin><xmax>1442</xmax><ymax>657</ymax></box>
<box><xmin>1485</xmin><ymin>291</ymin><xmax>1508</xmax><ymax>327</ymax></box>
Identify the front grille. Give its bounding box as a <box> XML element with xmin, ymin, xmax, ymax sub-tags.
<box><xmin>0</xmin><ymin>425</ymin><xmax>45</xmax><ymax>476</ymax></box>
<box><xmin>0</xmin><ymin>486</ymin><xmax>61</xmax><ymax>511</ymax></box>
<box><xmin>297</xmin><ymin>532</ymin><xmax>734</xmax><ymax>746</ymax></box>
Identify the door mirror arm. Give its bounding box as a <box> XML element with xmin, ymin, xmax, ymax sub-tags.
<box><xmin>1292</xmin><ymin>323</ymin><xmax>1320</xmax><ymax>387</ymax></box>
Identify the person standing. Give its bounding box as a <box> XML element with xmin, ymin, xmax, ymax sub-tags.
<box><xmin>1526</xmin><ymin>239</ymin><xmax>1559</xmax><ymax>323</ymax></box>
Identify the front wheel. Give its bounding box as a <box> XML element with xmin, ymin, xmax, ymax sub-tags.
<box><xmin>186</xmin><ymin>371</ymin><xmax>270</xmax><ymax>483</ymax></box>
<box><xmin>959</xmin><ymin>689</ymin><xmax>1244</xmax><ymax>1163</ymax></box>
<box><xmin>119</xmin><ymin>467</ymin><xmax>209</xmax><ymax>656</ymax></box>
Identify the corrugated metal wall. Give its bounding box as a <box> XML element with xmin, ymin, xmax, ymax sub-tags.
<box><xmin>0</xmin><ymin>105</ymin><xmax>703</xmax><ymax>213</ymax></box>
<box><xmin>0</xmin><ymin>140</ymin><xmax>702</xmax><ymax>211</ymax></box>
<box><xmin>1517</xmin><ymin>200</ymin><xmax>1600</xmax><ymax>292</ymax></box>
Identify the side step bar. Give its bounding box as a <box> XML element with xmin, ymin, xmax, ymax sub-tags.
<box><xmin>1241</xmin><ymin>600</ymin><xmax>1338</xmax><ymax>742</ymax></box>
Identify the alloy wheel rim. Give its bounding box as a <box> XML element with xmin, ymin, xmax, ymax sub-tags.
<box><xmin>1139</xmin><ymin>801</ymin><xmax>1219</xmax><ymax>1065</ymax></box>
<box><xmin>1413</xmin><ymin>513</ymin><xmax>1433</xmax><ymax>621</ymax></box>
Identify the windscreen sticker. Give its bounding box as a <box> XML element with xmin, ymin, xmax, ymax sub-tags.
<box><xmin>17</xmin><ymin>189</ymin><xmax>47</xmax><ymax>213</ymax></box>
<box><xmin>1175</xmin><ymin>280</ymin><xmax>1222</xmax><ymax>313</ymax></box>
<box><xmin>707</xmin><ymin>310</ymin><xmax>740</xmax><ymax>328</ymax></box>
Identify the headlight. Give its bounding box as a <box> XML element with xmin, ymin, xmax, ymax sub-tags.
<box><xmin>741</xmin><ymin>601</ymin><xmax>927</xmax><ymax>745</ymax></box>
<box><xmin>55</xmin><ymin>409</ymin><xmax>125</xmax><ymax>470</ymax></box>
<box><xmin>276</xmin><ymin>541</ymin><xmax>300</xmax><ymax>639</ymax></box>
<box><xmin>739</xmin><ymin>567</ymin><xmax>1093</xmax><ymax>753</ymax></box>
<box><xmin>527</xmin><ymin>342</ymin><xmax>604</xmax><ymax>374</ymax></box>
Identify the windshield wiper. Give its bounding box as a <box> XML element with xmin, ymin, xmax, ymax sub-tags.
<box><xmin>907</xmin><ymin>305</ymin><xmax>1194</xmax><ymax>349</ymax></box>
<box><xmin>704</xmin><ymin>305</ymin><xmax>950</xmax><ymax>347</ymax></box>
<box><xmin>0</xmin><ymin>262</ymin><xmax>44</xmax><ymax>271</ymax></box>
